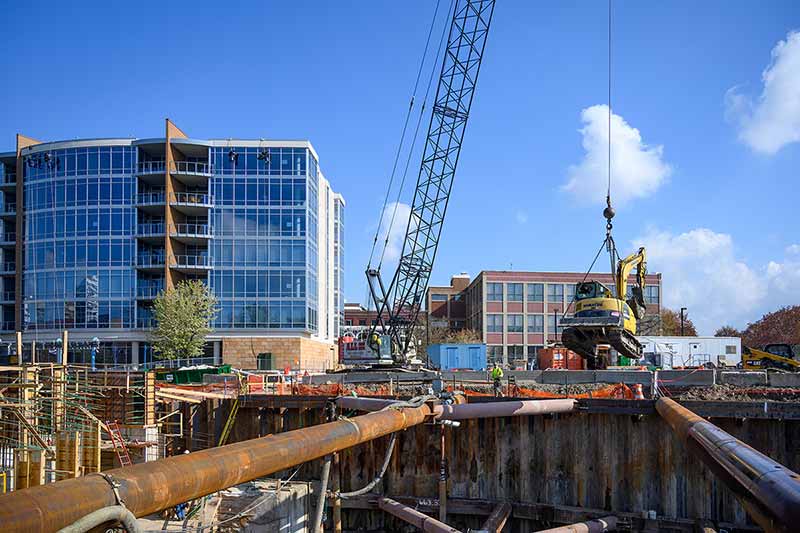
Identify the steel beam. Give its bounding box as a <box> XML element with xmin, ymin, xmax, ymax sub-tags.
<box><xmin>378</xmin><ymin>497</ymin><xmax>461</xmax><ymax>533</ymax></box>
<box><xmin>479</xmin><ymin>502</ymin><xmax>512</xmax><ymax>533</ymax></box>
<box><xmin>656</xmin><ymin>397</ymin><xmax>800</xmax><ymax>532</ymax></box>
<box><xmin>0</xmin><ymin>404</ymin><xmax>433</xmax><ymax>532</ymax></box>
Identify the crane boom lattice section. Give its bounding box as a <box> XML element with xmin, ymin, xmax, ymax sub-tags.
<box><xmin>371</xmin><ymin>0</ymin><xmax>495</xmax><ymax>362</ymax></box>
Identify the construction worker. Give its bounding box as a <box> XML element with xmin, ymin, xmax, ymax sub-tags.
<box><xmin>490</xmin><ymin>362</ymin><xmax>504</xmax><ymax>397</ymax></box>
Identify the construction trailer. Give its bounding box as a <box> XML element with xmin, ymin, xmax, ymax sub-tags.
<box><xmin>638</xmin><ymin>336</ymin><xmax>742</xmax><ymax>368</ymax></box>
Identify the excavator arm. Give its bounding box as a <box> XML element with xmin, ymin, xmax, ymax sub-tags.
<box><xmin>617</xmin><ymin>246</ymin><xmax>647</xmax><ymax>320</ymax></box>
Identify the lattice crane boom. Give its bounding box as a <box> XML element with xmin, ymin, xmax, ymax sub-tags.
<box><xmin>367</xmin><ymin>0</ymin><xmax>495</xmax><ymax>363</ymax></box>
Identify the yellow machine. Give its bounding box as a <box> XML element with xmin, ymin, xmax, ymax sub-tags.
<box><xmin>561</xmin><ymin>247</ymin><xmax>647</xmax><ymax>369</ymax></box>
<box><xmin>742</xmin><ymin>343</ymin><xmax>799</xmax><ymax>371</ymax></box>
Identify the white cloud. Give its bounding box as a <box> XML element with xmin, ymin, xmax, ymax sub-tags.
<box><xmin>786</xmin><ymin>244</ymin><xmax>800</xmax><ymax>255</ymax></box>
<box><xmin>515</xmin><ymin>210</ymin><xmax>528</xmax><ymax>224</ymax></box>
<box><xmin>633</xmin><ymin>228</ymin><xmax>800</xmax><ymax>334</ymax></box>
<box><xmin>725</xmin><ymin>30</ymin><xmax>800</xmax><ymax>154</ymax></box>
<box><xmin>375</xmin><ymin>202</ymin><xmax>412</xmax><ymax>264</ymax></box>
<box><xmin>564</xmin><ymin>104</ymin><xmax>671</xmax><ymax>206</ymax></box>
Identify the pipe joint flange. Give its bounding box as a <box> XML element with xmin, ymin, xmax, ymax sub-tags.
<box><xmin>97</xmin><ymin>472</ymin><xmax>126</xmax><ymax>507</ymax></box>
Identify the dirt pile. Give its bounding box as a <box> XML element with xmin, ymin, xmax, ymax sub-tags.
<box><xmin>677</xmin><ymin>384</ymin><xmax>800</xmax><ymax>402</ymax></box>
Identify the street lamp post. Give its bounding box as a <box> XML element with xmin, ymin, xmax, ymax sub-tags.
<box><xmin>680</xmin><ymin>307</ymin><xmax>687</xmax><ymax>336</ymax></box>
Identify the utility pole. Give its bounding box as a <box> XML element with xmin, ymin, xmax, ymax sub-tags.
<box><xmin>680</xmin><ymin>307</ymin><xmax>687</xmax><ymax>336</ymax></box>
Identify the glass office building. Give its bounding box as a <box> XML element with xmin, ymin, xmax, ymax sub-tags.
<box><xmin>0</xmin><ymin>121</ymin><xmax>344</xmax><ymax>370</ymax></box>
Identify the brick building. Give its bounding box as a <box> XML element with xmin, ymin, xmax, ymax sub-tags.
<box><xmin>427</xmin><ymin>270</ymin><xmax>662</xmax><ymax>366</ymax></box>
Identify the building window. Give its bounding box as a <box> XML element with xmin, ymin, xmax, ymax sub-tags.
<box><xmin>358</xmin><ymin>319</ymin><xmax>367</xmax><ymax>326</ymax></box>
<box><xmin>507</xmin><ymin>283</ymin><xmax>523</xmax><ymax>302</ymax></box>
<box><xmin>547</xmin><ymin>313</ymin><xmax>570</xmax><ymax>334</ymax></box>
<box><xmin>565</xmin><ymin>283</ymin><xmax>576</xmax><ymax>303</ymax></box>
<box><xmin>257</xmin><ymin>352</ymin><xmax>273</xmax><ymax>370</ymax></box>
<box><xmin>487</xmin><ymin>314</ymin><xmax>503</xmax><ymax>333</ymax></box>
<box><xmin>527</xmin><ymin>283</ymin><xmax>544</xmax><ymax>302</ymax></box>
<box><xmin>431</xmin><ymin>293</ymin><xmax>448</xmax><ymax>302</ymax></box>
<box><xmin>507</xmin><ymin>314</ymin><xmax>523</xmax><ymax>332</ymax></box>
<box><xmin>527</xmin><ymin>314</ymin><xmax>543</xmax><ymax>333</ymax></box>
<box><xmin>487</xmin><ymin>345</ymin><xmax>503</xmax><ymax>363</ymax></box>
<box><xmin>508</xmin><ymin>345</ymin><xmax>524</xmax><ymax>357</ymax></box>
<box><xmin>451</xmin><ymin>293</ymin><xmax>463</xmax><ymax>302</ymax></box>
<box><xmin>645</xmin><ymin>285</ymin><xmax>660</xmax><ymax>304</ymax></box>
<box><xmin>726</xmin><ymin>345</ymin><xmax>737</xmax><ymax>354</ymax></box>
<box><xmin>487</xmin><ymin>283</ymin><xmax>503</xmax><ymax>302</ymax></box>
<box><xmin>527</xmin><ymin>345</ymin><xmax>542</xmax><ymax>357</ymax></box>
<box><xmin>345</xmin><ymin>319</ymin><xmax>352</xmax><ymax>326</ymax></box>
<box><xmin>547</xmin><ymin>283</ymin><xmax>564</xmax><ymax>303</ymax></box>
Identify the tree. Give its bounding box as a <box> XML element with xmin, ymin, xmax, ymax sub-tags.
<box><xmin>152</xmin><ymin>280</ymin><xmax>219</xmax><ymax>360</ymax></box>
<box><xmin>714</xmin><ymin>325</ymin><xmax>741</xmax><ymax>338</ymax></box>
<box><xmin>416</xmin><ymin>314</ymin><xmax>483</xmax><ymax>356</ymax></box>
<box><xmin>741</xmin><ymin>305</ymin><xmax>800</xmax><ymax>348</ymax></box>
<box><xmin>660</xmin><ymin>308</ymin><xmax>698</xmax><ymax>336</ymax></box>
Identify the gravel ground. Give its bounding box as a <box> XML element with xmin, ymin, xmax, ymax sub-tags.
<box><xmin>677</xmin><ymin>384</ymin><xmax>800</xmax><ymax>402</ymax></box>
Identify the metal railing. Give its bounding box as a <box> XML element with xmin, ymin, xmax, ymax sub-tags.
<box><xmin>136</xmin><ymin>192</ymin><xmax>166</xmax><ymax>205</ymax></box>
<box><xmin>136</xmin><ymin>254</ymin><xmax>165</xmax><ymax>267</ymax></box>
<box><xmin>170</xmin><ymin>192</ymin><xmax>213</xmax><ymax>206</ymax></box>
<box><xmin>1</xmin><ymin>233</ymin><xmax>14</xmax><ymax>243</ymax></box>
<box><xmin>0</xmin><ymin>321</ymin><xmax>14</xmax><ymax>331</ymax></box>
<box><xmin>136</xmin><ymin>286</ymin><xmax>163</xmax><ymax>298</ymax></box>
<box><xmin>170</xmin><ymin>254</ymin><xmax>212</xmax><ymax>268</ymax></box>
<box><xmin>136</xmin><ymin>223</ymin><xmax>166</xmax><ymax>236</ymax></box>
<box><xmin>170</xmin><ymin>223</ymin><xmax>213</xmax><ymax>237</ymax></box>
<box><xmin>1</xmin><ymin>292</ymin><xmax>14</xmax><ymax>302</ymax></box>
<box><xmin>1</xmin><ymin>173</ymin><xmax>16</xmax><ymax>185</ymax></box>
<box><xmin>137</xmin><ymin>318</ymin><xmax>156</xmax><ymax>329</ymax></box>
<box><xmin>171</xmin><ymin>161</ymin><xmax>212</xmax><ymax>175</ymax></box>
<box><xmin>1</xmin><ymin>262</ymin><xmax>15</xmax><ymax>272</ymax></box>
<box><xmin>2</xmin><ymin>203</ymin><xmax>16</xmax><ymax>213</ymax></box>
<box><xmin>137</xmin><ymin>161</ymin><xmax>166</xmax><ymax>174</ymax></box>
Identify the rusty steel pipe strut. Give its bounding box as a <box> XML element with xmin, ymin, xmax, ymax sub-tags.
<box><xmin>336</xmin><ymin>396</ymin><xmax>402</xmax><ymax>412</ymax></box>
<box><xmin>378</xmin><ymin>497</ymin><xmax>462</xmax><ymax>533</ymax></box>
<box><xmin>0</xmin><ymin>403</ymin><xmax>433</xmax><ymax>533</ymax></box>
<box><xmin>656</xmin><ymin>397</ymin><xmax>800</xmax><ymax>532</ymax></box>
<box><xmin>432</xmin><ymin>399</ymin><xmax>577</xmax><ymax>420</ymax></box>
<box><xmin>535</xmin><ymin>515</ymin><xmax>617</xmax><ymax>533</ymax></box>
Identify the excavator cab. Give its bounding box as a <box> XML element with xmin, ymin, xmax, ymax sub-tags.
<box><xmin>561</xmin><ymin>247</ymin><xmax>647</xmax><ymax>369</ymax></box>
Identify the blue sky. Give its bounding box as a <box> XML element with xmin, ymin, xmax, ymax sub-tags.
<box><xmin>1</xmin><ymin>1</ymin><xmax>798</xmax><ymax>333</ymax></box>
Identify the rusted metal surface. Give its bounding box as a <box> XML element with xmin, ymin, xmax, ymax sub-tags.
<box><xmin>479</xmin><ymin>502</ymin><xmax>511</xmax><ymax>532</ymax></box>
<box><xmin>0</xmin><ymin>404</ymin><xmax>432</xmax><ymax>533</ymax></box>
<box><xmin>336</xmin><ymin>396</ymin><xmax>400</xmax><ymax>411</ymax></box>
<box><xmin>378</xmin><ymin>497</ymin><xmax>461</xmax><ymax>533</ymax></box>
<box><xmin>535</xmin><ymin>515</ymin><xmax>617</xmax><ymax>532</ymax></box>
<box><xmin>433</xmin><ymin>399</ymin><xmax>577</xmax><ymax>420</ymax></box>
<box><xmin>656</xmin><ymin>397</ymin><xmax>800</xmax><ymax>532</ymax></box>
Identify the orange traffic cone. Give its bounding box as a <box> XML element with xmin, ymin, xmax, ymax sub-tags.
<box><xmin>633</xmin><ymin>383</ymin><xmax>645</xmax><ymax>400</ymax></box>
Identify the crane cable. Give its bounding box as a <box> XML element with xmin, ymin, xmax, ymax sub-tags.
<box><xmin>367</xmin><ymin>0</ymin><xmax>444</xmax><ymax>269</ymax></box>
<box><xmin>378</xmin><ymin>0</ymin><xmax>454</xmax><ymax>271</ymax></box>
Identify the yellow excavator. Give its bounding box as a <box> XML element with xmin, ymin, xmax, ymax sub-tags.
<box><xmin>561</xmin><ymin>247</ymin><xmax>647</xmax><ymax>369</ymax></box>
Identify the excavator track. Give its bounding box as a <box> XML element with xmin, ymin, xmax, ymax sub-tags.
<box><xmin>562</xmin><ymin>326</ymin><xmax>643</xmax><ymax>369</ymax></box>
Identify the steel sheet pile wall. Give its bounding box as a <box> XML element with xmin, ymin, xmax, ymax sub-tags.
<box><xmin>210</xmin><ymin>401</ymin><xmax>800</xmax><ymax>531</ymax></box>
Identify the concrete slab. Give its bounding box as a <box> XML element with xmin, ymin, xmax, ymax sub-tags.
<box><xmin>655</xmin><ymin>370</ymin><xmax>715</xmax><ymax>386</ymax></box>
<box><xmin>719</xmin><ymin>371</ymin><xmax>767</xmax><ymax>387</ymax></box>
<box><xmin>768</xmin><ymin>373</ymin><xmax>800</xmax><ymax>388</ymax></box>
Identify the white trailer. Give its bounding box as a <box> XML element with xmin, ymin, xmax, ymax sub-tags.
<box><xmin>637</xmin><ymin>336</ymin><xmax>742</xmax><ymax>369</ymax></box>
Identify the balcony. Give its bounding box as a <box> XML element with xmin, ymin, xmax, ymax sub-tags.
<box><xmin>136</xmin><ymin>285</ymin><xmax>163</xmax><ymax>299</ymax></box>
<box><xmin>0</xmin><ymin>203</ymin><xmax>16</xmax><ymax>219</ymax></box>
<box><xmin>169</xmin><ymin>254</ymin><xmax>212</xmax><ymax>273</ymax></box>
<box><xmin>0</xmin><ymin>320</ymin><xmax>14</xmax><ymax>331</ymax></box>
<box><xmin>136</xmin><ymin>254</ymin><xmax>165</xmax><ymax>271</ymax></box>
<box><xmin>171</xmin><ymin>161</ymin><xmax>212</xmax><ymax>186</ymax></box>
<box><xmin>136</xmin><ymin>222</ymin><xmax>166</xmax><ymax>243</ymax></box>
<box><xmin>136</xmin><ymin>192</ymin><xmax>166</xmax><ymax>214</ymax></box>
<box><xmin>137</xmin><ymin>161</ymin><xmax>167</xmax><ymax>185</ymax></box>
<box><xmin>169</xmin><ymin>223</ymin><xmax>213</xmax><ymax>244</ymax></box>
<box><xmin>0</xmin><ymin>233</ymin><xmax>15</xmax><ymax>246</ymax></box>
<box><xmin>137</xmin><ymin>317</ymin><xmax>156</xmax><ymax>329</ymax></box>
<box><xmin>170</xmin><ymin>192</ymin><xmax>213</xmax><ymax>215</ymax></box>
<box><xmin>0</xmin><ymin>262</ymin><xmax>15</xmax><ymax>275</ymax></box>
<box><xmin>0</xmin><ymin>173</ymin><xmax>16</xmax><ymax>190</ymax></box>
<box><xmin>0</xmin><ymin>291</ymin><xmax>14</xmax><ymax>303</ymax></box>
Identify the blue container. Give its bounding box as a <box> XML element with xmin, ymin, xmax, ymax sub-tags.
<box><xmin>427</xmin><ymin>343</ymin><xmax>487</xmax><ymax>371</ymax></box>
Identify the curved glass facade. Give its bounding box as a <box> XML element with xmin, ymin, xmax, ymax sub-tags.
<box><xmin>23</xmin><ymin>145</ymin><xmax>137</xmax><ymax>330</ymax></box>
<box><xmin>209</xmin><ymin>146</ymin><xmax>319</xmax><ymax>331</ymax></box>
